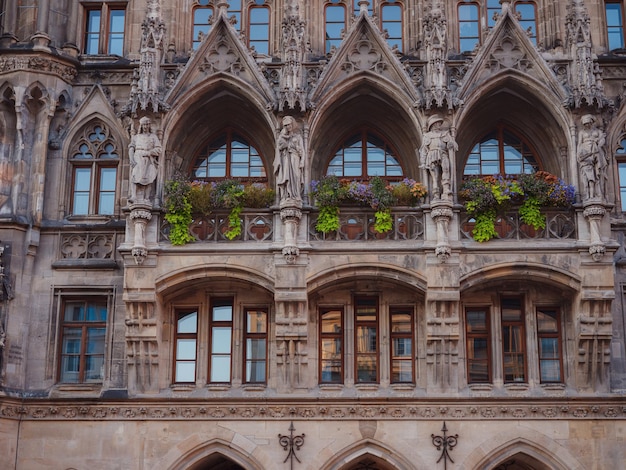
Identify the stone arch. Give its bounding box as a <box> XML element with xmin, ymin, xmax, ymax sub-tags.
<box><xmin>454</xmin><ymin>72</ymin><xmax>574</xmax><ymax>185</ymax></box>
<box><xmin>462</xmin><ymin>434</ymin><xmax>585</xmax><ymax>470</ymax></box>
<box><xmin>307</xmin><ymin>263</ymin><xmax>427</xmax><ymax>296</ymax></box>
<box><xmin>161</xmin><ymin>437</ymin><xmax>266</xmax><ymax>470</ymax></box>
<box><xmin>316</xmin><ymin>439</ymin><xmax>421</xmax><ymax>470</ymax></box>
<box><xmin>459</xmin><ymin>262</ymin><xmax>581</xmax><ymax>294</ymax></box>
<box><xmin>155</xmin><ymin>264</ymin><xmax>276</xmax><ymax>300</ymax></box>
<box><xmin>162</xmin><ymin>76</ymin><xmax>277</xmax><ymax>183</ymax></box>
<box><xmin>308</xmin><ymin>74</ymin><xmax>423</xmax><ymax>183</ymax></box>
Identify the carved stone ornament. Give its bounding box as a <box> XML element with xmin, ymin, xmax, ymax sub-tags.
<box><xmin>344</xmin><ymin>38</ymin><xmax>384</xmax><ymax>73</ymax></box>
<box><xmin>0</xmin><ymin>56</ymin><xmax>77</xmax><ymax>82</ymax></box>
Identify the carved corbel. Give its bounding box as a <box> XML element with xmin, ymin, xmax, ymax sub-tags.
<box><xmin>280</xmin><ymin>206</ymin><xmax>302</xmax><ymax>263</ymax></box>
<box><xmin>431</xmin><ymin>203</ymin><xmax>453</xmax><ymax>262</ymax></box>
<box><xmin>582</xmin><ymin>204</ymin><xmax>606</xmax><ymax>261</ymax></box>
<box><xmin>129</xmin><ymin>204</ymin><xmax>152</xmax><ymax>265</ymax></box>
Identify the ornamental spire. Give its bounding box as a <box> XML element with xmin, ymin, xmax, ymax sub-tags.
<box><xmin>278</xmin><ymin>0</ymin><xmax>307</xmax><ymax>112</ymax></box>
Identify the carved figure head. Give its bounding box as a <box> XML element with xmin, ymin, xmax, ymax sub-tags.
<box><xmin>427</xmin><ymin>115</ymin><xmax>444</xmax><ymax>130</ymax></box>
<box><xmin>581</xmin><ymin>114</ymin><xmax>595</xmax><ymax>126</ymax></box>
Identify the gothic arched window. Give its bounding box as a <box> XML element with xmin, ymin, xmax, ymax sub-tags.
<box><xmin>69</xmin><ymin>122</ymin><xmax>120</xmax><ymax>216</ymax></box>
<box><xmin>192</xmin><ymin>129</ymin><xmax>267</xmax><ymax>181</ymax></box>
<box><xmin>463</xmin><ymin>125</ymin><xmax>539</xmax><ymax>176</ymax></box>
<box><xmin>381</xmin><ymin>3</ymin><xmax>403</xmax><ymax>51</ymax></box>
<box><xmin>327</xmin><ymin>130</ymin><xmax>404</xmax><ymax>178</ymax></box>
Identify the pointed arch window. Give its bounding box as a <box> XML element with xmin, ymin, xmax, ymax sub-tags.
<box><xmin>381</xmin><ymin>3</ymin><xmax>403</xmax><ymax>52</ymax></box>
<box><xmin>463</xmin><ymin>125</ymin><xmax>539</xmax><ymax>176</ymax></box>
<box><xmin>325</xmin><ymin>2</ymin><xmax>346</xmax><ymax>53</ymax></box>
<box><xmin>192</xmin><ymin>1</ymin><xmax>213</xmax><ymax>50</ymax></box>
<box><xmin>327</xmin><ymin>130</ymin><xmax>404</xmax><ymax>178</ymax></box>
<box><xmin>192</xmin><ymin>130</ymin><xmax>267</xmax><ymax>181</ymax></box>
<box><xmin>69</xmin><ymin>122</ymin><xmax>119</xmax><ymax>216</ymax></box>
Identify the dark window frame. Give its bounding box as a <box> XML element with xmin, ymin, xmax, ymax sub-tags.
<box><xmin>465</xmin><ymin>306</ymin><xmax>492</xmax><ymax>384</ymax></box>
<box><xmin>248</xmin><ymin>5</ymin><xmax>270</xmax><ymax>55</ymax></box>
<box><xmin>380</xmin><ymin>2</ymin><xmax>403</xmax><ymax>52</ymax></box>
<box><xmin>500</xmin><ymin>297</ymin><xmax>527</xmax><ymax>384</ymax></box>
<box><xmin>325</xmin><ymin>2</ymin><xmax>347</xmax><ymax>53</ymax></box>
<box><xmin>173</xmin><ymin>308</ymin><xmax>199</xmax><ymax>384</ymax></box>
<box><xmin>536</xmin><ymin>306</ymin><xmax>563</xmax><ymax>383</ymax></box>
<box><xmin>82</xmin><ymin>2</ymin><xmax>127</xmax><ymax>55</ymax></box>
<box><xmin>243</xmin><ymin>307</ymin><xmax>268</xmax><ymax>384</ymax></box>
<box><xmin>606</xmin><ymin>1</ymin><xmax>625</xmax><ymax>50</ymax></box>
<box><xmin>389</xmin><ymin>306</ymin><xmax>415</xmax><ymax>384</ymax></box>
<box><xmin>57</xmin><ymin>297</ymin><xmax>108</xmax><ymax>384</ymax></box>
<box><xmin>354</xmin><ymin>296</ymin><xmax>379</xmax><ymax>384</ymax></box>
<box><xmin>319</xmin><ymin>306</ymin><xmax>344</xmax><ymax>384</ymax></box>
<box><xmin>208</xmin><ymin>297</ymin><xmax>234</xmax><ymax>384</ymax></box>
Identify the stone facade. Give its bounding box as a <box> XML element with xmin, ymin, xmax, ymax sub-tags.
<box><xmin>0</xmin><ymin>0</ymin><xmax>625</xmax><ymax>469</ymax></box>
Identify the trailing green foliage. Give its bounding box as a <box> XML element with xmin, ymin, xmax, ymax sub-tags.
<box><xmin>316</xmin><ymin>205</ymin><xmax>340</xmax><ymax>233</ymax></box>
<box><xmin>164</xmin><ymin>178</ymin><xmax>194</xmax><ymax>246</ymax></box>
<box><xmin>373</xmin><ymin>209</ymin><xmax>393</xmax><ymax>233</ymax></box>
<box><xmin>518</xmin><ymin>196</ymin><xmax>546</xmax><ymax>230</ymax></box>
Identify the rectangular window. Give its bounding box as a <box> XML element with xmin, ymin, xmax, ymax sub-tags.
<box><xmin>83</xmin><ymin>4</ymin><xmax>126</xmax><ymax>55</ymax></box>
<box><xmin>59</xmin><ymin>299</ymin><xmax>108</xmax><ymax>383</ymax></box>
<box><xmin>320</xmin><ymin>307</ymin><xmax>343</xmax><ymax>383</ymax></box>
<box><xmin>244</xmin><ymin>308</ymin><xmax>267</xmax><ymax>383</ymax></box>
<box><xmin>209</xmin><ymin>299</ymin><xmax>233</xmax><ymax>383</ymax></box>
<box><xmin>607</xmin><ymin>2</ymin><xmax>625</xmax><ymax>50</ymax></box>
<box><xmin>193</xmin><ymin>5</ymin><xmax>213</xmax><ymax>50</ymax></box>
<box><xmin>72</xmin><ymin>167</ymin><xmax>92</xmax><ymax>215</ymax></box>
<box><xmin>174</xmin><ymin>309</ymin><xmax>198</xmax><ymax>383</ymax></box>
<box><xmin>325</xmin><ymin>4</ymin><xmax>346</xmax><ymax>53</ymax></box>
<box><xmin>249</xmin><ymin>6</ymin><xmax>270</xmax><ymax>55</ymax></box>
<box><xmin>536</xmin><ymin>307</ymin><xmax>562</xmax><ymax>383</ymax></box>
<box><xmin>72</xmin><ymin>165</ymin><xmax>117</xmax><ymax>215</ymax></box>
<box><xmin>390</xmin><ymin>307</ymin><xmax>414</xmax><ymax>383</ymax></box>
<box><xmin>107</xmin><ymin>8</ymin><xmax>125</xmax><ymax>55</ymax></box>
<box><xmin>229</xmin><ymin>0</ymin><xmax>242</xmax><ymax>31</ymax></box>
<box><xmin>501</xmin><ymin>297</ymin><xmax>526</xmax><ymax>383</ymax></box>
<box><xmin>381</xmin><ymin>4</ymin><xmax>402</xmax><ymax>52</ymax></box>
<box><xmin>515</xmin><ymin>2</ymin><xmax>537</xmax><ymax>45</ymax></box>
<box><xmin>84</xmin><ymin>9</ymin><xmax>101</xmax><ymax>55</ymax></box>
<box><xmin>355</xmin><ymin>296</ymin><xmax>378</xmax><ymax>383</ymax></box>
<box><xmin>458</xmin><ymin>3</ymin><xmax>480</xmax><ymax>53</ymax></box>
<box><xmin>465</xmin><ymin>307</ymin><xmax>491</xmax><ymax>383</ymax></box>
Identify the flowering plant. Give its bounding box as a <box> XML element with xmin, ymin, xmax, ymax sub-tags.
<box><xmin>165</xmin><ymin>177</ymin><xmax>275</xmax><ymax>243</ymax></box>
<box><xmin>310</xmin><ymin>175</ymin><xmax>427</xmax><ymax>234</ymax></box>
<box><xmin>459</xmin><ymin>172</ymin><xmax>575</xmax><ymax>242</ymax></box>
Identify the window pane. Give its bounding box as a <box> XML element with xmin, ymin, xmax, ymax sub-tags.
<box><xmin>213</xmin><ymin>304</ymin><xmax>232</xmax><ymax>322</ymax></box>
<box><xmin>326</xmin><ymin>5</ymin><xmax>346</xmax><ymax>52</ymax></box>
<box><xmin>392</xmin><ymin>337</ymin><xmax>411</xmax><ymax>357</ymax></box>
<box><xmin>85</xmin><ymin>355</ymin><xmax>104</xmax><ymax>382</ymax></box>
<box><xmin>73</xmin><ymin>167</ymin><xmax>91</xmax><ymax>215</ymax></box>
<box><xmin>247</xmin><ymin>311</ymin><xmax>267</xmax><ymax>333</ymax></box>
<box><xmin>391</xmin><ymin>360</ymin><xmax>413</xmax><ymax>382</ymax></box>
<box><xmin>85</xmin><ymin>10</ymin><xmax>101</xmax><ymax>54</ymax></box>
<box><xmin>391</xmin><ymin>313</ymin><xmax>412</xmax><ymax>333</ymax></box>
<box><xmin>537</xmin><ymin>309</ymin><xmax>558</xmax><ymax>333</ymax></box>
<box><xmin>178</xmin><ymin>311</ymin><xmax>197</xmax><ymax>334</ymax></box>
<box><xmin>246</xmin><ymin>360</ymin><xmax>266</xmax><ymax>382</ymax></box>
<box><xmin>356</xmin><ymin>356</ymin><xmax>377</xmax><ymax>382</ymax></box>
<box><xmin>176</xmin><ymin>362</ymin><xmax>196</xmax><ymax>382</ymax></box>
<box><xmin>540</xmin><ymin>359</ymin><xmax>561</xmax><ymax>382</ymax></box>
<box><xmin>381</xmin><ymin>5</ymin><xmax>402</xmax><ymax>51</ymax></box>
<box><xmin>108</xmin><ymin>10</ymin><xmax>125</xmax><ymax>55</ymax></box>
<box><xmin>193</xmin><ymin>7</ymin><xmax>213</xmax><ymax>49</ymax></box>
<box><xmin>620</xmin><ymin>162</ymin><xmax>626</xmax><ymax>211</ymax></box>
<box><xmin>176</xmin><ymin>339</ymin><xmax>197</xmax><ymax>360</ymax></box>
<box><xmin>249</xmin><ymin>7</ymin><xmax>270</xmax><ymax>55</ymax></box>
<box><xmin>211</xmin><ymin>327</ymin><xmax>232</xmax><ymax>353</ymax></box>
<box><xmin>98</xmin><ymin>167</ymin><xmax>117</xmax><ymax>215</ymax></box>
<box><xmin>606</xmin><ymin>3</ymin><xmax>625</xmax><ymax>50</ymax></box>
<box><xmin>65</xmin><ymin>303</ymin><xmax>85</xmax><ymax>322</ymax></box>
<box><xmin>210</xmin><ymin>355</ymin><xmax>231</xmax><ymax>382</ymax></box>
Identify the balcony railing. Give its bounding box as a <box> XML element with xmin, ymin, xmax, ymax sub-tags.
<box><xmin>459</xmin><ymin>208</ymin><xmax>577</xmax><ymax>241</ymax></box>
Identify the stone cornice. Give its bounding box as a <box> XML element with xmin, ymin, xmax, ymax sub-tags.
<box><xmin>0</xmin><ymin>51</ymin><xmax>78</xmax><ymax>83</ymax></box>
<box><xmin>1</xmin><ymin>397</ymin><xmax>624</xmax><ymax>422</ymax></box>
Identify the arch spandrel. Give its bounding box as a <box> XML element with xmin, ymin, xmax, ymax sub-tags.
<box><xmin>316</xmin><ymin>438</ymin><xmax>422</xmax><ymax>470</ymax></box>
<box><xmin>161</xmin><ymin>437</ymin><xmax>266</xmax><ymax>470</ymax></box>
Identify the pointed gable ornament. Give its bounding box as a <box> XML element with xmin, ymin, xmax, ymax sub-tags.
<box><xmin>565</xmin><ymin>0</ymin><xmax>608</xmax><ymax>109</ymax></box>
<box><xmin>421</xmin><ymin>0</ymin><xmax>459</xmax><ymax>110</ymax></box>
<box><xmin>278</xmin><ymin>0</ymin><xmax>307</xmax><ymax>112</ymax></box>
<box><xmin>122</xmin><ymin>0</ymin><xmax>170</xmax><ymax>116</ymax></box>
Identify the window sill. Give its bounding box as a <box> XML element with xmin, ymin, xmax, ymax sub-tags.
<box><xmin>390</xmin><ymin>383</ymin><xmax>415</xmax><ymax>391</ymax></box>
<box><xmin>504</xmin><ymin>383</ymin><xmax>530</xmax><ymax>393</ymax></box>
<box><xmin>65</xmin><ymin>215</ymin><xmax>117</xmax><ymax>224</ymax></box>
<box><xmin>50</xmin><ymin>383</ymin><xmax>102</xmax><ymax>397</ymax></box>
<box><xmin>52</xmin><ymin>259</ymin><xmax>118</xmax><ymax>270</ymax></box>
<box><xmin>242</xmin><ymin>384</ymin><xmax>266</xmax><ymax>392</ymax></box>
<box><xmin>355</xmin><ymin>384</ymin><xmax>379</xmax><ymax>392</ymax></box>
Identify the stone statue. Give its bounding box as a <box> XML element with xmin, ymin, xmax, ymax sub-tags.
<box><xmin>129</xmin><ymin>116</ymin><xmax>162</xmax><ymax>203</ymax></box>
<box><xmin>419</xmin><ymin>115</ymin><xmax>457</xmax><ymax>199</ymax></box>
<box><xmin>274</xmin><ymin>116</ymin><xmax>304</xmax><ymax>202</ymax></box>
<box><xmin>577</xmin><ymin>114</ymin><xmax>607</xmax><ymax>201</ymax></box>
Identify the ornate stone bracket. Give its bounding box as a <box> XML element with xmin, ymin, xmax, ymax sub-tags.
<box><xmin>431</xmin><ymin>203</ymin><xmax>453</xmax><ymax>262</ymax></box>
<box><xmin>129</xmin><ymin>204</ymin><xmax>153</xmax><ymax>265</ymax></box>
<box><xmin>280</xmin><ymin>204</ymin><xmax>302</xmax><ymax>263</ymax></box>
<box><xmin>582</xmin><ymin>204</ymin><xmax>606</xmax><ymax>261</ymax></box>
